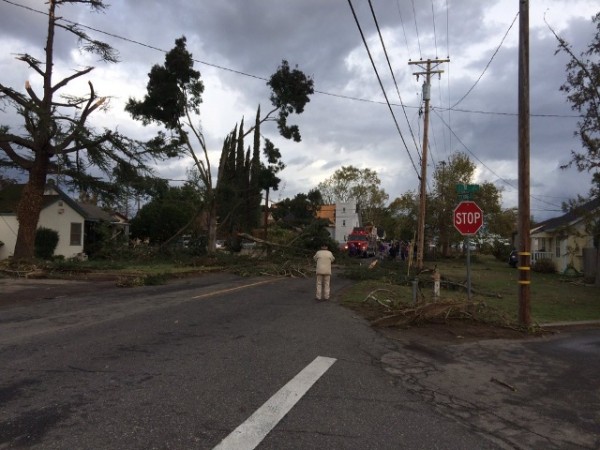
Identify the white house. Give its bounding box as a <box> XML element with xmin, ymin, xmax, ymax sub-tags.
<box><xmin>0</xmin><ymin>183</ymin><xmax>127</xmax><ymax>260</ymax></box>
<box><xmin>530</xmin><ymin>197</ymin><xmax>599</xmax><ymax>273</ymax></box>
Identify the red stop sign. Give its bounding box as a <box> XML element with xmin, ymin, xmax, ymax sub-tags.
<box><xmin>453</xmin><ymin>201</ymin><xmax>483</xmax><ymax>235</ymax></box>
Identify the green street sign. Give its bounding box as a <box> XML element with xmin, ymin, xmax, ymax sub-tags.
<box><xmin>456</xmin><ymin>184</ymin><xmax>479</xmax><ymax>200</ymax></box>
<box><xmin>456</xmin><ymin>184</ymin><xmax>479</xmax><ymax>193</ymax></box>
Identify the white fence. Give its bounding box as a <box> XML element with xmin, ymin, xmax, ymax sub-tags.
<box><xmin>532</xmin><ymin>251</ymin><xmax>553</xmax><ymax>264</ymax></box>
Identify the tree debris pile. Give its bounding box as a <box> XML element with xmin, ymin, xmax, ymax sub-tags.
<box><xmin>360</xmin><ymin>288</ymin><xmax>516</xmax><ymax>329</ymax></box>
<box><xmin>260</xmin><ymin>260</ymin><xmax>312</xmax><ymax>278</ymax></box>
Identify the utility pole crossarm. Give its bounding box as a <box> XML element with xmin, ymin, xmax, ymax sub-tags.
<box><xmin>411</xmin><ymin>70</ymin><xmax>445</xmax><ymax>76</ymax></box>
<box><xmin>408</xmin><ymin>58</ymin><xmax>450</xmax><ymax>67</ymax></box>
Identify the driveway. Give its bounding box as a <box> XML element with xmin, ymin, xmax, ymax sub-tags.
<box><xmin>380</xmin><ymin>326</ymin><xmax>600</xmax><ymax>449</ymax></box>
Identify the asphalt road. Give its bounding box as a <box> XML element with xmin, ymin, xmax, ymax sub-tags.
<box><xmin>0</xmin><ymin>273</ymin><xmax>598</xmax><ymax>449</ymax></box>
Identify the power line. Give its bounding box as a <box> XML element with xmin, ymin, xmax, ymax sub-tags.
<box><xmin>2</xmin><ymin>0</ymin><xmax>269</xmax><ymax>81</ymax></box>
<box><xmin>1</xmin><ymin>0</ymin><xmax>582</xmax><ymax>122</ymax></box>
<box><xmin>410</xmin><ymin>0</ymin><xmax>423</xmax><ymax>59</ymax></box>
<box><xmin>367</xmin><ymin>0</ymin><xmax>422</xmax><ymax>161</ymax></box>
<box><xmin>444</xmin><ymin>0</ymin><xmax>452</xmax><ymax>163</ymax></box>
<box><xmin>432</xmin><ymin>108</ymin><xmax>563</xmax><ymax>210</ymax></box>
<box><xmin>451</xmin><ymin>11</ymin><xmax>519</xmax><ymax>109</ymax></box>
<box><xmin>445</xmin><ymin>0</ymin><xmax>450</xmax><ymax>59</ymax></box>
<box><xmin>434</xmin><ymin>106</ymin><xmax>581</xmax><ymax>118</ymax></box>
<box><xmin>395</xmin><ymin>0</ymin><xmax>412</xmax><ymax>61</ymax></box>
<box><xmin>346</xmin><ymin>0</ymin><xmax>420</xmax><ymax>180</ymax></box>
<box><xmin>3</xmin><ymin>0</ymin><xmax>583</xmax><ymax>121</ymax></box>
<box><xmin>430</xmin><ymin>0</ymin><xmax>439</xmax><ymax>58</ymax></box>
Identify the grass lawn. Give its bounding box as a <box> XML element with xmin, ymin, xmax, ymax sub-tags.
<box><xmin>5</xmin><ymin>250</ymin><xmax>597</xmax><ymax>325</ymax></box>
<box><xmin>339</xmin><ymin>254</ymin><xmax>600</xmax><ymax>325</ymax></box>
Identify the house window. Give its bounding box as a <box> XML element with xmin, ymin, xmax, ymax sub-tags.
<box><xmin>539</xmin><ymin>238</ymin><xmax>546</xmax><ymax>252</ymax></box>
<box><xmin>343</xmin><ymin>207</ymin><xmax>346</xmax><ymax>213</ymax></box>
<box><xmin>343</xmin><ymin>220</ymin><xmax>346</xmax><ymax>226</ymax></box>
<box><xmin>70</xmin><ymin>223</ymin><xmax>82</xmax><ymax>246</ymax></box>
<box><xmin>555</xmin><ymin>238</ymin><xmax>561</xmax><ymax>257</ymax></box>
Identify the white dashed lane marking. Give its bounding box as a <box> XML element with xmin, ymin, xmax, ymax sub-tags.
<box><xmin>213</xmin><ymin>356</ymin><xmax>337</xmax><ymax>450</ymax></box>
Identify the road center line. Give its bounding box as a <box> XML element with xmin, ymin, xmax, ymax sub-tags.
<box><xmin>213</xmin><ymin>355</ymin><xmax>337</xmax><ymax>450</ymax></box>
<box><xmin>191</xmin><ymin>278</ymin><xmax>281</xmax><ymax>300</ymax></box>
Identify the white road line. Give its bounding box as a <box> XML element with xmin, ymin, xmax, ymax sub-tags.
<box><xmin>191</xmin><ymin>278</ymin><xmax>281</xmax><ymax>300</ymax></box>
<box><xmin>213</xmin><ymin>356</ymin><xmax>337</xmax><ymax>450</ymax></box>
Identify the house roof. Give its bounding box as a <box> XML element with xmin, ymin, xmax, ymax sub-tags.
<box><xmin>0</xmin><ymin>183</ymin><xmax>118</xmax><ymax>222</ymax></box>
<box><xmin>76</xmin><ymin>202</ymin><xmax>114</xmax><ymax>222</ymax></box>
<box><xmin>532</xmin><ymin>197</ymin><xmax>600</xmax><ymax>234</ymax></box>
<box><xmin>316</xmin><ymin>204</ymin><xmax>335</xmax><ymax>226</ymax></box>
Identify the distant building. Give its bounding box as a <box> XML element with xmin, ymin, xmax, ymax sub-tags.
<box><xmin>335</xmin><ymin>200</ymin><xmax>361</xmax><ymax>243</ymax></box>
<box><xmin>316</xmin><ymin>200</ymin><xmax>361</xmax><ymax>243</ymax></box>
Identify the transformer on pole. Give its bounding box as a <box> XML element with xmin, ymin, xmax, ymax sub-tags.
<box><xmin>408</xmin><ymin>58</ymin><xmax>449</xmax><ymax>270</ymax></box>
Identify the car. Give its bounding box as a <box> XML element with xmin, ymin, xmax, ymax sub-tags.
<box><xmin>508</xmin><ymin>250</ymin><xmax>518</xmax><ymax>268</ymax></box>
<box><xmin>215</xmin><ymin>240</ymin><xmax>226</xmax><ymax>250</ymax></box>
<box><xmin>241</xmin><ymin>240</ymin><xmax>256</xmax><ymax>249</ymax></box>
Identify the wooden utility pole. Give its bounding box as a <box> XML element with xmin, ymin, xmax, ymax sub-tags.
<box><xmin>409</xmin><ymin>58</ymin><xmax>449</xmax><ymax>270</ymax></box>
<box><xmin>518</xmin><ymin>0</ymin><xmax>532</xmax><ymax>326</ymax></box>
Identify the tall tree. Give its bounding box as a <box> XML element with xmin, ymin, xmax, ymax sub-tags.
<box><xmin>387</xmin><ymin>191</ymin><xmax>419</xmax><ymax>242</ymax></box>
<box><xmin>214</xmin><ymin>119</ymin><xmax>260</xmax><ymax>237</ymax></box>
<box><xmin>430</xmin><ymin>153</ymin><xmax>476</xmax><ymax>256</ymax></box>
<box><xmin>317</xmin><ymin>166</ymin><xmax>388</xmax><ymax>224</ymax></box>
<box><xmin>249</xmin><ymin>107</ymin><xmax>263</xmax><ymax>230</ymax></box>
<box><xmin>130</xmin><ymin>183</ymin><xmax>203</xmax><ymax>244</ymax></box>
<box><xmin>127</xmin><ymin>40</ymin><xmax>314</xmax><ymax>252</ymax></box>
<box><xmin>258</xmin><ymin>138</ymin><xmax>285</xmax><ymax>237</ymax></box>
<box><xmin>552</xmin><ymin>12</ymin><xmax>600</xmax><ymax>195</ymax></box>
<box><xmin>272</xmin><ymin>193</ymin><xmax>318</xmax><ymax>226</ymax></box>
<box><xmin>431</xmin><ymin>152</ymin><xmax>506</xmax><ymax>256</ymax></box>
<box><xmin>0</xmin><ymin>0</ymin><xmax>178</xmax><ymax>260</ymax></box>
<box><xmin>553</xmin><ymin>12</ymin><xmax>600</xmax><ymax>285</ymax></box>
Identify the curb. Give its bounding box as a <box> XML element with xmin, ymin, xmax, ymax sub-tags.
<box><xmin>540</xmin><ymin>320</ymin><xmax>600</xmax><ymax>328</ymax></box>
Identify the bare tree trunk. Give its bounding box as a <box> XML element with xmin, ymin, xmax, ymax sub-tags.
<box><xmin>207</xmin><ymin>200</ymin><xmax>218</xmax><ymax>254</ymax></box>
<box><xmin>13</xmin><ymin>158</ymin><xmax>49</xmax><ymax>260</ymax></box>
<box><xmin>595</xmin><ymin>246</ymin><xmax>600</xmax><ymax>287</ymax></box>
<box><xmin>264</xmin><ymin>188</ymin><xmax>269</xmax><ymax>240</ymax></box>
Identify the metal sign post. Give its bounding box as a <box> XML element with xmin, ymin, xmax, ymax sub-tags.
<box><xmin>454</xmin><ymin>200</ymin><xmax>484</xmax><ymax>303</ymax></box>
<box><xmin>466</xmin><ymin>236</ymin><xmax>472</xmax><ymax>302</ymax></box>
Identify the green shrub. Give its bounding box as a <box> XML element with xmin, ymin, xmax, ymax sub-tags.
<box><xmin>84</xmin><ymin>221</ymin><xmax>113</xmax><ymax>257</ymax></box>
<box><xmin>532</xmin><ymin>258</ymin><xmax>556</xmax><ymax>273</ymax></box>
<box><xmin>187</xmin><ymin>235</ymin><xmax>208</xmax><ymax>256</ymax></box>
<box><xmin>35</xmin><ymin>227</ymin><xmax>59</xmax><ymax>260</ymax></box>
<box><xmin>492</xmin><ymin>240</ymin><xmax>512</xmax><ymax>262</ymax></box>
<box><xmin>143</xmin><ymin>273</ymin><xmax>169</xmax><ymax>285</ymax></box>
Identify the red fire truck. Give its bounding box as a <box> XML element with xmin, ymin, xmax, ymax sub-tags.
<box><xmin>345</xmin><ymin>226</ymin><xmax>377</xmax><ymax>257</ymax></box>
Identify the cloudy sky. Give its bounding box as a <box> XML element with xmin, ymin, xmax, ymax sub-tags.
<box><xmin>1</xmin><ymin>0</ymin><xmax>598</xmax><ymax>220</ymax></box>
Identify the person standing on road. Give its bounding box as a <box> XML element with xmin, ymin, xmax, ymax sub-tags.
<box><xmin>313</xmin><ymin>244</ymin><xmax>335</xmax><ymax>301</ymax></box>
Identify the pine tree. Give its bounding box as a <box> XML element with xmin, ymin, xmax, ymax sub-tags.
<box><xmin>0</xmin><ymin>1</ymin><xmax>180</xmax><ymax>260</ymax></box>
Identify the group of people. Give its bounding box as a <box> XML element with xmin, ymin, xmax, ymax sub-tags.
<box><xmin>380</xmin><ymin>240</ymin><xmax>411</xmax><ymax>261</ymax></box>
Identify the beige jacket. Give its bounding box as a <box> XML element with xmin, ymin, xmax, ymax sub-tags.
<box><xmin>314</xmin><ymin>249</ymin><xmax>335</xmax><ymax>275</ymax></box>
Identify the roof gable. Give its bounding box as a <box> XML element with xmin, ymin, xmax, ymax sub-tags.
<box><xmin>0</xmin><ymin>183</ymin><xmax>108</xmax><ymax>221</ymax></box>
<box><xmin>76</xmin><ymin>202</ymin><xmax>114</xmax><ymax>222</ymax></box>
<box><xmin>533</xmin><ymin>197</ymin><xmax>600</xmax><ymax>233</ymax></box>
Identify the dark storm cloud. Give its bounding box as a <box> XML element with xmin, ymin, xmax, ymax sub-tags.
<box><xmin>0</xmin><ymin>0</ymin><xmax>597</xmax><ymax>220</ymax></box>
